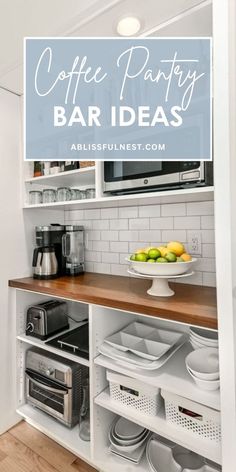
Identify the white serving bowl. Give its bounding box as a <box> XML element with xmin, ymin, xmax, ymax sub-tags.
<box><xmin>190</xmin><ymin>327</ymin><xmax>218</xmax><ymax>343</ymax></box>
<box><xmin>186</xmin><ymin>348</ymin><xmax>219</xmax><ymax>380</ymax></box>
<box><xmin>127</xmin><ymin>257</ymin><xmax>197</xmax><ymax>277</ymax></box>
<box><xmin>187</xmin><ymin>367</ymin><xmax>220</xmax><ymax>391</ymax></box>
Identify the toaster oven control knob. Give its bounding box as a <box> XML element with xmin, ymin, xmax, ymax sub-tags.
<box><xmin>46</xmin><ymin>368</ymin><xmax>54</xmax><ymax>376</ymax></box>
<box><xmin>26</xmin><ymin>322</ymin><xmax>34</xmax><ymax>333</ymax></box>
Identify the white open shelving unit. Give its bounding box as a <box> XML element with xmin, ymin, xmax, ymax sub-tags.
<box><xmin>23</xmin><ymin>161</ymin><xmax>214</xmax><ymax>210</ymax></box>
<box><xmin>11</xmin><ymin>287</ymin><xmax>221</xmax><ymax>470</ymax></box>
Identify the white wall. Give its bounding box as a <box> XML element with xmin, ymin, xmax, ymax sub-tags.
<box><xmin>0</xmin><ymin>88</ymin><xmax>26</xmax><ymax>432</ymax></box>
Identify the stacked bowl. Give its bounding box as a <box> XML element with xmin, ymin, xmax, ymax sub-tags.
<box><xmin>109</xmin><ymin>417</ymin><xmax>149</xmax><ymax>463</ymax></box>
<box><xmin>185</xmin><ymin>347</ymin><xmax>220</xmax><ymax>391</ymax></box>
<box><xmin>189</xmin><ymin>327</ymin><xmax>218</xmax><ymax>350</ymax></box>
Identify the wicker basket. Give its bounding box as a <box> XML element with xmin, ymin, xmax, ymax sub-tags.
<box><xmin>162</xmin><ymin>389</ymin><xmax>221</xmax><ymax>444</ymax></box>
<box><xmin>107</xmin><ymin>370</ymin><xmax>161</xmax><ymax>416</ymax></box>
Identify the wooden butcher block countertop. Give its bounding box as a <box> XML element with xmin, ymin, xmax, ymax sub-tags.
<box><xmin>9</xmin><ymin>272</ymin><xmax>217</xmax><ymax>329</ymax></box>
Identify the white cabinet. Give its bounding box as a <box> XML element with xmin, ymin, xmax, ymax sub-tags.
<box><xmin>11</xmin><ymin>287</ymin><xmax>221</xmax><ymax>470</ymax></box>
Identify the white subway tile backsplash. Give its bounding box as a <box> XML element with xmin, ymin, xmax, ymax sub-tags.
<box><xmin>110</xmin><ymin>219</ymin><xmax>128</xmax><ymax>230</ymax></box>
<box><xmin>187</xmin><ymin>201</ymin><xmax>214</xmax><ymax>216</ymax></box>
<box><xmin>200</xmin><ymin>229</ymin><xmax>215</xmax><ymax>244</ymax></box>
<box><xmin>85</xmin><ymin>251</ymin><xmax>101</xmax><ymax>263</ymax></box>
<box><xmin>79</xmin><ymin>220</ymin><xmax>93</xmax><ymax>229</ymax></box>
<box><xmin>93</xmin><ymin>219</ymin><xmax>109</xmax><ymax>230</ymax></box>
<box><xmin>139</xmin><ymin>205</ymin><xmax>160</xmax><ymax>217</ymax></box>
<box><xmin>65</xmin><ymin>200</ymin><xmax>215</xmax><ymax>287</ymax></box>
<box><xmin>203</xmin><ymin>272</ymin><xmax>216</xmax><ymax>287</ymax></box>
<box><xmin>119</xmin><ymin>230</ymin><xmax>139</xmax><ymax>241</ymax></box>
<box><xmin>202</xmin><ymin>243</ymin><xmax>215</xmax><ymax>258</ymax></box>
<box><xmin>84</xmin><ymin>209</ymin><xmax>101</xmax><ymax>220</ymax></box>
<box><xmin>176</xmin><ymin>271</ymin><xmax>203</xmax><ymax>286</ymax></box>
<box><xmin>101</xmin><ymin>230</ymin><xmax>119</xmax><ymax>241</ymax></box>
<box><xmin>85</xmin><ymin>239</ymin><xmax>93</xmax><ymax>251</ymax></box>
<box><xmin>102</xmin><ymin>252</ymin><xmax>119</xmax><ymax>264</ymax></box>
<box><xmin>139</xmin><ymin>230</ymin><xmax>161</xmax><ymax>242</ymax></box>
<box><xmin>88</xmin><ymin>230</ymin><xmax>101</xmax><ymax>241</ymax></box>
<box><xmin>195</xmin><ymin>258</ymin><xmax>216</xmax><ymax>272</ymax></box>
<box><xmin>110</xmin><ymin>241</ymin><xmax>129</xmax><ymax>253</ymax></box>
<box><xmin>161</xmin><ymin>203</ymin><xmax>186</xmax><ymax>216</ymax></box>
<box><xmin>174</xmin><ymin>216</ymin><xmax>201</xmax><ymax>230</ymax></box>
<box><xmin>129</xmin><ymin>218</ymin><xmax>149</xmax><ymax>230</ymax></box>
<box><xmin>201</xmin><ymin>215</ymin><xmax>215</xmax><ymax>229</ymax></box>
<box><xmin>119</xmin><ymin>206</ymin><xmax>138</xmax><ymax>218</ymax></box>
<box><xmin>119</xmin><ymin>253</ymin><xmax>130</xmax><ymax>264</ymax></box>
<box><xmin>161</xmin><ymin>230</ymin><xmax>187</xmax><ymax>243</ymax></box>
<box><xmin>65</xmin><ymin>209</ymin><xmax>84</xmax><ymax>221</ymax></box>
<box><xmin>85</xmin><ymin>262</ymin><xmax>94</xmax><ymax>272</ymax></box>
<box><xmin>92</xmin><ymin>240</ymin><xmax>109</xmax><ymax>252</ymax></box>
<box><xmin>111</xmin><ymin>264</ymin><xmax>129</xmax><ymax>276</ymax></box>
<box><xmin>150</xmin><ymin>217</ymin><xmax>173</xmax><ymax>230</ymax></box>
<box><xmin>93</xmin><ymin>263</ymin><xmax>111</xmax><ymax>274</ymax></box>
<box><xmin>101</xmin><ymin>207</ymin><xmax>118</xmax><ymax>219</ymax></box>
<box><xmin>129</xmin><ymin>242</ymin><xmax>149</xmax><ymax>253</ymax></box>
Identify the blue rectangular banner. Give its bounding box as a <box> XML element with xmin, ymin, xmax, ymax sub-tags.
<box><xmin>24</xmin><ymin>37</ymin><xmax>211</xmax><ymax>160</ymax></box>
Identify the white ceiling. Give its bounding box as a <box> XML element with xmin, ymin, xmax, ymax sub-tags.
<box><xmin>0</xmin><ymin>0</ymin><xmax>212</xmax><ymax>95</ymax></box>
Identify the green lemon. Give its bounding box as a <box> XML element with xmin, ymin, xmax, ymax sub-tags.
<box><xmin>135</xmin><ymin>253</ymin><xmax>148</xmax><ymax>262</ymax></box>
<box><xmin>156</xmin><ymin>257</ymin><xmax>168</xmax><ymax>263</ymax></box>
<box><xmin>165</xmin><ymin>252</ymin><xmax>177</xmax><ymax>263</ymax></box>
<box><xmin>176</xmin><ymin>256</ymin><xmax>184</xmax><ymax>262</ymax></box>
<box><xmin>147</xmin><ymin>258</ymin><xmax>156</xmax><ymax>263</ymax></box>
<box><xmin>148</xmin><ymin>248</ymin><xmax>161</xmax><ymax>260</ymax></box>
<box><xmin>130</xmin><ymin>254</ymin><xmax>136</xmax><ymax>261</ymax></box>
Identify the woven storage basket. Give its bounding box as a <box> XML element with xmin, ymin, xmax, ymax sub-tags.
<box><xmin>162</xmin><ymin>390</ymin><xmax>221</xmax><ymax>444</ymax></box>
<box><xmin>107</xmin><ymin>370</ymin><xmax>161</xmax><ymax>416</ymax></box>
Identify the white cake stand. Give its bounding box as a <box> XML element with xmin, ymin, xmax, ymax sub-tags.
<box><xmin>128</xmin><ymin>268</ymin><xmax>195</xmax><ymax>297</ymax></box>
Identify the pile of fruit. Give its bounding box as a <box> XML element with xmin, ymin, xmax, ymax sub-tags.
<box><xmin>130</xmin><ymin>241</ymin><xmax>192</xmax><ymax>263</ymax></box>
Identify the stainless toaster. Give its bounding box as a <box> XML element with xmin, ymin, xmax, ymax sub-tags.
<box><xmin>26</xmin><ymin>300</ymin><xmax>69</xmax><ymax>339</ymax></box>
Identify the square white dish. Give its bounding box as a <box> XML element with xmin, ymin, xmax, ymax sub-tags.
<box><xmin>104</xmin><ymin>332</ymin><xmax>142</xmax><ymax>352</ymax></box>
<box><xmin>131</xmin><ymin>339</ymin><xmax>171</xmax><ymax>360</ymax></box>
<box><xmin>147</xmin><ymin>328</ymin><xmax>183</xmax><ymax>345</ymax></box>
<box><xmin>123</xmin><ymin>322</ymin><xmax>156</xmax><ymax>338</ymax></box>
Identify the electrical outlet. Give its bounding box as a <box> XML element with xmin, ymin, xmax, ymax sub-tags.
<box><xmin>188</xmin><ymin>232</ymin><xmax>202</xmax><ymax>255</ymax></box>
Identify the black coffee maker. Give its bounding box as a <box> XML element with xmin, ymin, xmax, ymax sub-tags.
<box><xmin>34</xmin><ymin>224</ymin><xmax>66</xmax><ymax>277</ymax></box>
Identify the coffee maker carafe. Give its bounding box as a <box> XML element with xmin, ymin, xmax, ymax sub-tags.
<box><xmin>62</xmin><ymin>226</ymin><xmax>84</xmax><ymax>275</ymax></box>
<box><xmin>32</xmin><ymin>246</ymin><xmax>58</xmax><ymax>279</ymax></box>
<box><xmin>34</xmin><ymin>224</ymin><xmax>66</xmax><ymax>277</ymax></box>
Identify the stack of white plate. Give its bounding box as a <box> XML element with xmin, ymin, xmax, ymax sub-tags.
<box><xmin>108</xmin><ymin>416</ymin><xmax>149</xmax><ymax>463</ymax></box>
<box><xmin>186</xmin><ymin>347</ymin><xmax>220</xmax><ymax>391</ymax></box>
<box><xmin>189</xmin><ymin>327</ymin><xmax>218</xmax><ymax>350</ymax></box>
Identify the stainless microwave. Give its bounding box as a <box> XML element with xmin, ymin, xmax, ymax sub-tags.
<box><xmin>103</xmin><ymin>161</ymin><xmax>213</xmax><ymax>195</ymax></box>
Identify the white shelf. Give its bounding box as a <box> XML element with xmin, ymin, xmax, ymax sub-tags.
<box><xmin>94</xmin><ymin>342</ymin><xmax>220</xmax><ymax>411</ymax></box>
<box><xmin>95</xmin><ymin>388</ymin><xmax>221</xmax><ymax>465</ymax></box>
<box><xmin>24</xmin><ymin>186</ymin><xmax>214</xmax><ymax>210</ymax></box>
<box><xmin>25</xmin><ymin>167</ymin><xmax>95</xmax><ymax>187</ymax></box>
<box><xmin>16</xmin><ymin>403</ymin><xmax>92</xmax><ymax>463</ymax></box>
<box><xmin>17</xmin><ymin>323</ymin><xmax>89</xmax><ymax>367</ymax></box>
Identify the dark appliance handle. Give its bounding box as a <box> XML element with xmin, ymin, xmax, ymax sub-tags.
<box><xmin>32</xmin><ymin>248</ymin><xmax>40</xmax><ymax>267</ymax></box>
<box><xmin>25</xmin><ymin>370</ymin><xmax>68</xmax><ymax>395</ymax></box>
